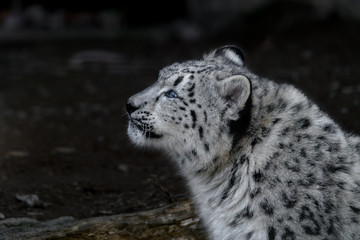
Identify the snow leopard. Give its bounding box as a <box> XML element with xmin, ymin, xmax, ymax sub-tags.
<box><xmin>126</xmin><ymin>46</ymin><xmax>360</xmax><ymax>240</ymax></box>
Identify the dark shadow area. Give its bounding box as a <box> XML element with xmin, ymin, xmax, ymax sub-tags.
<box><xmin>0</xmin><ymin>0</ymin><xmax>359</xmax><ymax>222</ymax></box>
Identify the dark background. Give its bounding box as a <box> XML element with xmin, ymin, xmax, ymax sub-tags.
<box><xmin>0</xmin><ymin>0</ymin><xmax>359</xmax><ymax>221</ymax></box>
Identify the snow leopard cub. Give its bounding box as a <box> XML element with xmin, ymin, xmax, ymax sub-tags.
<box><xmin>126</xmin><ymin>46</ymin><xmax>360</xmax><ymax>240</ymax></box>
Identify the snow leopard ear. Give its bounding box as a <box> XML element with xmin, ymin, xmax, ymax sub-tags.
<box><xmin>206</xmin><ymin>45</ymin><xmax>245</xmax><ymax>66</ymax></box>
<box><xmin>216</xmin><ymin>75</ymin><xmax>251</xmax><ymax>120</ymax></box>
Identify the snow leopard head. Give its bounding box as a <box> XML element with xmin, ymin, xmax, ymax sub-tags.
<box><xmin>126</xmin><ymin>46</ymin><xmax>252</xmax><ymax>168</ymax></box>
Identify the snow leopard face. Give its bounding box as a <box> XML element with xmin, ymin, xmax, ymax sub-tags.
<box><xmin>126</xmin><ymin>46</ymin><xmax>252</xmax><ymax>167</ymax></box>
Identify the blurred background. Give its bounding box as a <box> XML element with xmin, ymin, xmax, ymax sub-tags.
<box><xmin>0</xmin><ymin>0</ymin><xmax>359</xmax><ymax>223</ymax></box>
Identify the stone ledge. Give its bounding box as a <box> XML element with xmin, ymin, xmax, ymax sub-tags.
<box><xmin>0</xmin><ymin>200</ymin><xmax>206</xmax><ymax>240</ymax></box>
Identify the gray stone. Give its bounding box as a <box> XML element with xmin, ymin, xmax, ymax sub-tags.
<box><xmin>15</xmin><ymin>194</ymin><xmax>40</xmax><ymax>207</ymax></box>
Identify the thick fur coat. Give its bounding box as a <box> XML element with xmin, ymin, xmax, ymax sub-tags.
<box><xmin>127</xmin><ymin>46</ymin><xmax>360</xmax><ymax>240</ymax></box>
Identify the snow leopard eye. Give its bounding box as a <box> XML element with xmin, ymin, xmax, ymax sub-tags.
<box><xmin>164</xmin><ymin>90</ymin><xmax>178</xmax><ymax>99</ymax></box>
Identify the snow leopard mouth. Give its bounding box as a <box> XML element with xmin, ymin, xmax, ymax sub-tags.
<box><xmin>130</xmin><ymin>119</ymin><xmax>163</xmax><ymax>139</ymax></box>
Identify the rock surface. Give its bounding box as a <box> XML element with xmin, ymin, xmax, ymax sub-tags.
<box><xmin>0</xmin><ymin>200</ymin><xmax>206</xmax><ymax>240</ymax></box>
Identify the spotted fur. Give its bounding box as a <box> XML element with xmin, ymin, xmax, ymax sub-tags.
<box><xmin>126</xmin><ymin>46</ymin><xmax>360</xmax><ymax>240</ymax></box>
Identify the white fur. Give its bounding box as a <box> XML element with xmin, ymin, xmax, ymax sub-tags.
<box><xmin>127</xmin><ymin>47</ymin><xmax>360</xmax><ymax>240</ymax></box>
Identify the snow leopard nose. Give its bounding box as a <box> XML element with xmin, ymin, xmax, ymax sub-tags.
<box><xmin>126</xmin><ymin>100</ymin><xmax>139</xmax><ymax>115</ymax></box>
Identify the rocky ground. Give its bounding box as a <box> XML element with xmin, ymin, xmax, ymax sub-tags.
<box><xmin>0</xmin><ymin>7</ymin><xmax>359</xmax><ymax>239</ymax></box>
